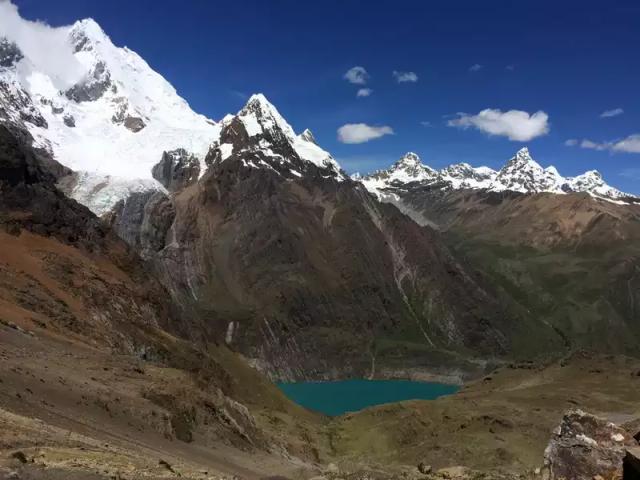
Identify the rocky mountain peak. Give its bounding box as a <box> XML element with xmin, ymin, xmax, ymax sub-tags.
<box><xmin>69</xmin><ymin>18</ymin><xmax>109</xmax><ymax>51</ymax></box>
<box><xmin>393</xmin><ymin>151</ymin><xmax>422</xmax><ymax>168</ymax></box>
<box><xmin>502</xmin><ymin>146</ymin><xmax>542</xmax><ymax>170</ymax></box>
<box><xmin>493</xmin><ymin>147</ymin><xmax>563</xmax><ymax>193</ymax></box>
<box><xmin>236</xmin><ymin>93</ymin><xmax>297</xmax><ymax>145</ymax></box>
<box><xmin>213</xmin><ymin>93</ymin><xmax>344</xmax><ymax>180</ymax></box>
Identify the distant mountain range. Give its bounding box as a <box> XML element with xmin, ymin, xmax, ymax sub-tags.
<box><xmin>356</xmin><ymin>147</ymin><xmax>635</xmax><ymax>204</ymax></box>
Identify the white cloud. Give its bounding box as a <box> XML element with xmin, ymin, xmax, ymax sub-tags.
<box><xmin>600</xmin><ymin>108</ymin><xmax>624</xmax><ymax>118</ymax></box>
<box><xmin>344</xmin><ymin>66</ymin><xmax>369</xmax><ymax>85</ymax></box>
<box><xmin>337</xmin><ymin>123</ymin><xmax>394</xmax><ymax>144</ymax></box>
<box><xmin>0</xmin><ymin>1</ymin><xmax>84</xmax><ymax>89</ymax></box>
<box><xmin>566</xmin><ymin>134</ymin><xmax>640</xmax><ymax>154</ymax></box>
<box><xmin>469</xmin><ymin>63</ymin><xmax>483</xmax><ymax>72</ymax></box>
<box><xmin>420</xmin><ymin>120</ymin><xmax>431</xmax><ymax>127</ymax></box>
<box><xmin>356</xmin><ymin>88</ymin><xmax>372</xmax><ymax>97</ymax></box>
<box><xmin>613</xmin><ymin>134</ymin><xmax>640</xmax><ymax>153</ymax></box>
<box><xmin>393</xmin><ymin>70</ymin><xmax>418</xmax><ymax>83</ymax></box>
<box><xmin>506</xmin><ymin>65</ymin><xmax>515</xmax><ymax>71</ymax></box>
<box><xmin>564</xmin><ymin>139</ymin><xmax>578</xmax><ymax>146</ymax></box>
<box><xmin>447</xmin><ymin>108</ymin><xmax>550</xmax><ymax>141</ymax></box>
<box><xmin>580</xmin><ymin>139</ymin><xmax>607</xmax><ymax>151</ymax></box>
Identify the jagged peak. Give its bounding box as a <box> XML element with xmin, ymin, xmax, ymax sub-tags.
<box><xmin>500</xmin><ymin>146</ymin><xmax>545</xmax><ymax>173</ymax></box>
<box><xmin>393</xmin><ymin>152</ymin><xmax>424</xmax><ymax>169</ymax></box>
<box><xmin>237</xmin><ymin>93</ymin><xmax>296</xmax><ymax>139</ymax></box>
<box><xmin>243</xmin><ymin>93</ymin><xmax>279</xmax><ymax>115</ymax></box>
<box><xmin>70</xmin><ymin>18</ymin><xmax>107</xmax><ymax>39</ymax></box>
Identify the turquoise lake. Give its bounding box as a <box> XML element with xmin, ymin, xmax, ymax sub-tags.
<box><xmin>277</xmin><ymin>379</ymin><xmax>459</xmax><ymax>416</ymax></box>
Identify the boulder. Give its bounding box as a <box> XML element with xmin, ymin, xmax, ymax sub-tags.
<box><xmin>543</xmin><ymin>409</ymin><xmax>635</xmax><ymax>480</ymax></box>
<box><xmin>123</xmin><ymin>115</ymin><xmax>145</xmax><ymax>132</ymax></box>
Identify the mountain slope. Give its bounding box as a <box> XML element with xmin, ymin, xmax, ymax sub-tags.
<box><xmin>109</xmin><ymin>95</ymin><xmax>564</xmax><ymax>382</ymax></box>
<box><xmin>358</xmin><ymin>150</ymin><xmax>640</xmax><ymax>355</ymax></box>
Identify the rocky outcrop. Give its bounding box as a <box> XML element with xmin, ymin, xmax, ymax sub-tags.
<box><xmin>152</xmin><ymin>148</ymin><xmax>200</xmax><ymax>191</ymax></box>
<box><xmin>123</xmin><ymin>115</ymin><xmax>145</xmax><ymax>132</ymax></box>
<box><xmin>543</xmin><ymin>410</ymin><xmax>636</xmax><ymax>480</ymax></box>
<box><xmin>65</xmin><ymin>61</ymin><xmax>112</xmax><ymax>103</ymax></box>
<box><xmin>0</xmin><ymin>38</ymin><xmax>23</xmax><ymax>68</ymax></box>
<box><xmin>0</xmin><ymin>124</ymin><xmax>108</xmax><ymax>249</ymax></box>
<box><xmin>107</xmin><ymin>189</ymin><xmax>174</xmax><ymax>259</ymax></box>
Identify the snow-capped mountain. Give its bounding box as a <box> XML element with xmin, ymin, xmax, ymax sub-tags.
<box><xmin>208</xmin><ymin>93</ymin><xmax>344</xmax><ymax>179</ymax></box>
<box><xmin>359</xmin><ymin>147</ymin><xmax>634</xmax><ymax>203</ymax></box>
<box><xmin>0</xmin><ymin>18</ymin><xmax>345</xmax><ymax>214</ymax></box>
<box><xmin>0</xmin><ymin>18</ymin><xmax>218</xmax><ymax>214</ymax></box>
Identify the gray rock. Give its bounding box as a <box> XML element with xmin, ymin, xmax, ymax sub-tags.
<box><xmin>107</xmin><ymin>190</ymin><xmax>175</xmax><ymax>259</ymax></box>
<box><xmin>123</xmin><ymin>116</ymin><xmax>145</xmax><ymax>132</ymax></box>
<box><xmin>544</xmin><ymin>409</ymin><xmax>635</xmax><ymax>480</ymax></box>
<box><xmin>418</xmin><ymin>462</ymin><xmax>432</xmax><ymax>474</ymax></box>
<box><xmin>65</xmin><ymin>61</ymin><xmax>111</xmax><ymax>103</ymax></box>
<box><xmin>152</xmin><ymin>149</ymin><xmax>200</xmax><ymax>192</ymax></box>
<box><xmin>63</xmin><ymin>114</ymin><xmax>76</xmax><ymax>127</ymax></box>
<box><xmin>0</xmin><ymin>38</ymin><xmax>23</xmax><ymax>68</ymax></box>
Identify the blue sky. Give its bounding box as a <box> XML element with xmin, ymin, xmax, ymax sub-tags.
<box><xmin>13</xmin><ymin>0</ymin><xmax>640</xmax><ymax>192</ymax></box>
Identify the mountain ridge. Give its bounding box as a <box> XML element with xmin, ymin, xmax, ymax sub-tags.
<box><xmin>358</xmin><ymin>147</ymin><xmax>636</xmax><ymax>203</ymax></box>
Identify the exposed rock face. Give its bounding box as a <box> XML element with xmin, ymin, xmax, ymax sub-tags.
<box><xmin>123</xmin><ymin>115</ymin><xmax>146</xmax><ymax>132</ymax></box>
<box><xmin>0</xmin><ymin>125</ymin><xmax>106</xmax><ymax>247</ymax></box>
<box><xmin>65</xmin><ymin>61</ymin><xmax>112</xmax><ymax>103</ymax></box>
<box><xmin>544</xmin><ymin>410</ymin><xmax>636</xmax><ymax>480</ymax></box>
<box><xmin>0</xmin><ymin>38</ymin><xmax>23</xmax><ymax>68</ymax></box>
<box><xmin>0</xmin><ymin>81</ymin><xmax>48</xmax><ymax>128</ymax></box>
<box><xmin>107</xmin><ymin>189</ymin><xmax>175</xmax><ymax>259</ymax></box>
<box><xmin>152</xmin><ymin>148</ymin><xmax>200</xmax><ymax>191</ymax></box>
<box><xmin>63</xmin><ymin>114</ymin><xmax>76</xmax><ymax>127</ymax></box>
